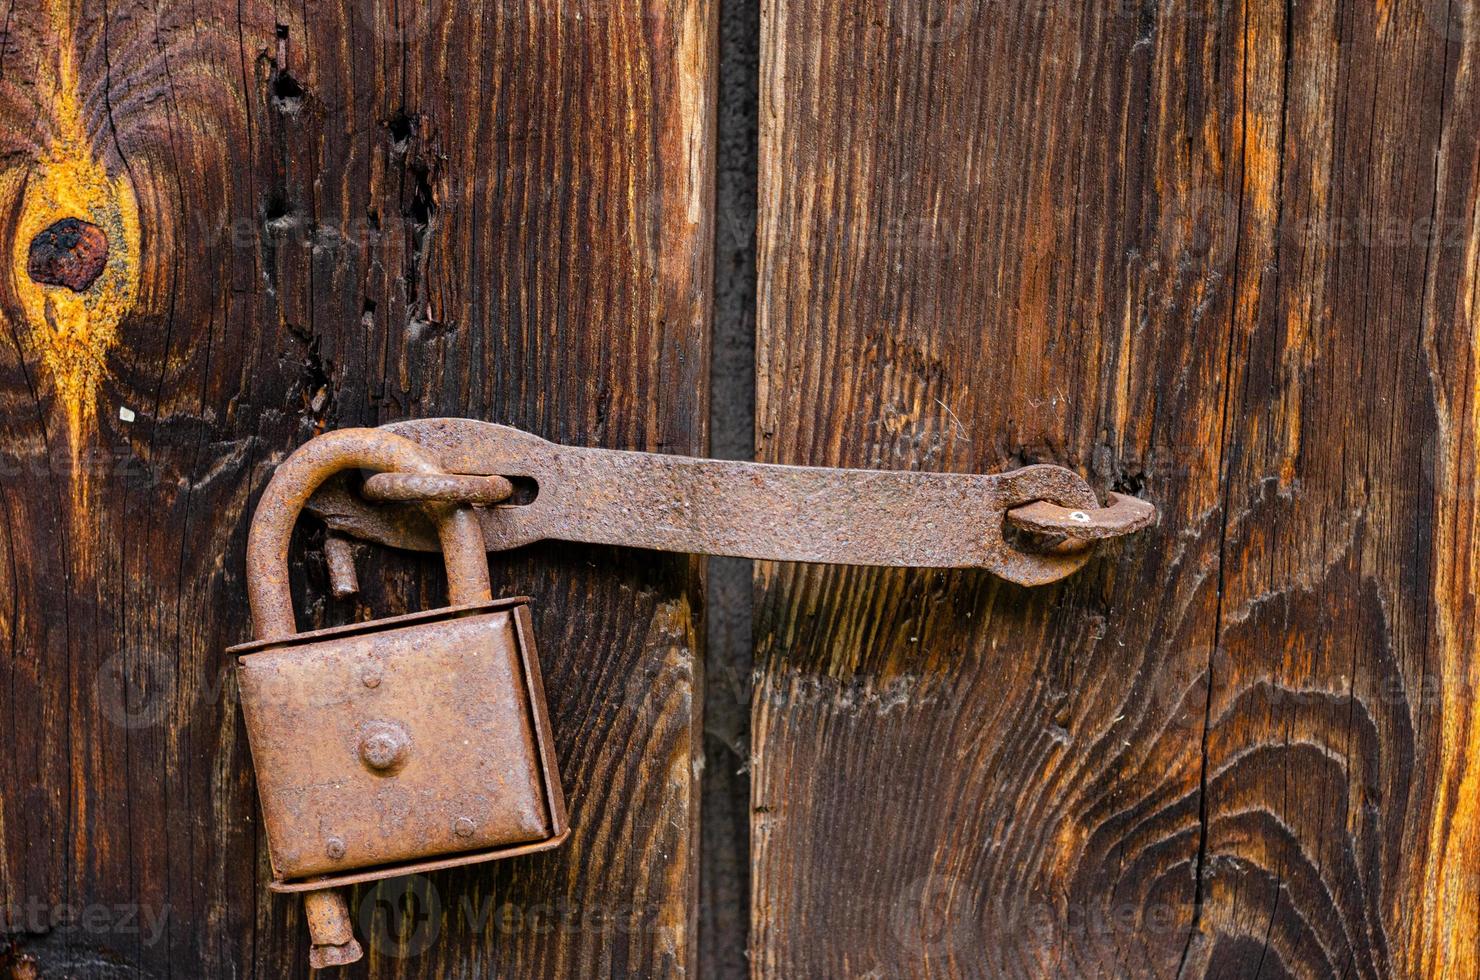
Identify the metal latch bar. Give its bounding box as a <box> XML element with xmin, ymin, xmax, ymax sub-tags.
<box><xmin>305</xmin><ymin>419</ymin><xmax>1156</xmax><ymax>587</ymax></box>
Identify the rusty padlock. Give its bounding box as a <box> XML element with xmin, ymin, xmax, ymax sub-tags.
<box><xmin>229</xmin><ymin>430</ymin><xmax>567</xmax><ymax>968</ymax></box>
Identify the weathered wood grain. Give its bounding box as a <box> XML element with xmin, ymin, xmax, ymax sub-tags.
<box><xmin>754</xmin><ymin>0</ymin><xmax>1479</xmax><ymax>977</ymax></box>
<box><xmin>0</xmin><ymin>0</ymin><xmax>713</xmax><ymax>975</ymax></box>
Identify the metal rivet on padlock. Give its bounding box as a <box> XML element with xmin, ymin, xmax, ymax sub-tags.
<box><xmin>358</xmin><ymin>720</ymin><xmax>411</xmax><ymax>772</ymax></box>
<box><xmin>230</xmin><ymin>429</ymin><xmax>568</xmax><ymax>969</ymax></box>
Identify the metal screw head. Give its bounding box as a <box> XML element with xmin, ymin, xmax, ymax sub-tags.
<box><xmin>358</xmin><ymin>720</ymin><xmax>411</xmax><ymax>772</ymax></box>
<box><xmin>361</xmin><ymin>665</ymin><xmax>382</xmax><ymax>688</ymax></box>
<box><xmin>453</xmin><ymin>817</ymin><xmax>476</xmax><ymax>839</ymax></box>
<box><xmin>325</xmin><ymin>836</ymin><xmax>347</xmax><ymax>860</ymax></box>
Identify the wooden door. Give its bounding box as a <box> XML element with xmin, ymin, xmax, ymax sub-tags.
<box><xmin>0</xmin><ymin>0</ymin><xmax>713</xmax><ymax>975</ymax></box>
<box><xmin>754</xmin><ymin>1</ymin><xmax>1480</xmax><ymax>977</ymax></box>
<box><xmin>5</xmin><ymin>0</ymin><xmax>1480</xmax><ymax>978</ymax></box>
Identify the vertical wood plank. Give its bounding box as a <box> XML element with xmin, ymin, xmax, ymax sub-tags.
<box><xmin>755</xmin><ymin>0</ymin><xmax>1480</xmax><ymax>976</ymax></box>
<box><xmin>0</xmin><ymin>0</ymin><xmax>714</xmax><ymax>975</ymax></box>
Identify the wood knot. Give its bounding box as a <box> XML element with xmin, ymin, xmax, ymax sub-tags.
<box><xmin>27</xmin><ymin>218</ymin><xmax>109</xmax><ymax>291</ymax></box>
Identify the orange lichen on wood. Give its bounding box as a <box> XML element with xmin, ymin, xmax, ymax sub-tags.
<box><xmin>4</xmin><ymin>1</ymin><xmax>140</xmax><ymax>451</ymax></box>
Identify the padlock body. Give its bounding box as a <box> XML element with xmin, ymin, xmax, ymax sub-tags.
<box><xmin>231</xmin><ymin>598</ymin><xmax>567</xmax><ymax>889</ymax></box>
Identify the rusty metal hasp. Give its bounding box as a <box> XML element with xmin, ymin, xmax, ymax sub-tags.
<box><xmin>234</xmin><ymin>422</ymin><xmax>1155</xmax><ymax>968</ymax></box>
<box><xmin>306</xmin><ymin>418</ymin><xmax>1156</xmax><ymax>587</ymax></box>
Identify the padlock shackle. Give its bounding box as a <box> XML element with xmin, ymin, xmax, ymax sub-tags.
<box><xmin>246</xmin><ymin>428</ymin><xmax>492</xmax><ymax>641</ymax></box>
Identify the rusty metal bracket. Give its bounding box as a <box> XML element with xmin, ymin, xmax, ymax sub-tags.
<box><xmin>302</xmin><ymin>419</ymin><xmax>1155</xmax><ymax>587</ymax></box>
<box><xmin>1004</xmin><ymin>492</ymin><xmax>1156</xmax><ymax>541</ymax></box>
